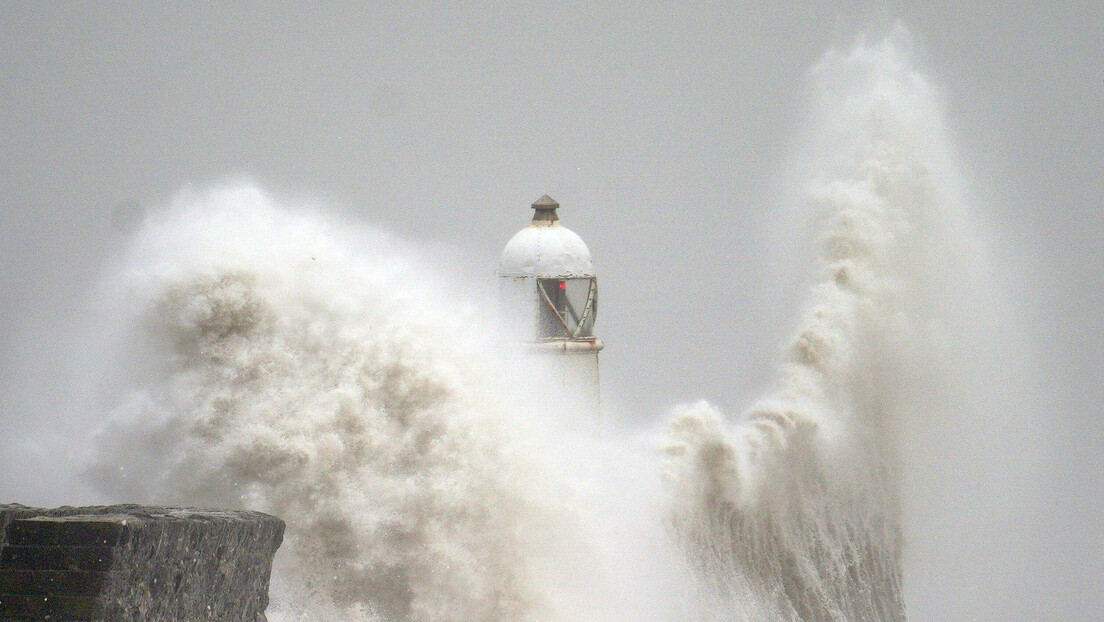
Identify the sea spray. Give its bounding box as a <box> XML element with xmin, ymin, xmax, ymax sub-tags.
<box><xmin>662</xmin><ymin>28</ymin><xmax>973</xmax><ymax>621</ymax></box>
<box><xmin>84</xmin><ymin>186</ymin><xmax>614</xmax><ymax>621</ymax></box>
<box><xmin>79</xmin><ymin>27</ymin><xmax>1001</xmax><ymax>622</ymax></box>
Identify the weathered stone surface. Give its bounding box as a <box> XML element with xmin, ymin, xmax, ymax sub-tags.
<box><xmin>1</xmin><ymin>545</ymin><xmax>114</xmax><ymax>572</ymax></box>
<box><xmin>0</xmin><ymin>504</ymin><xmax>284</xmax><ymax>622</ymax></box>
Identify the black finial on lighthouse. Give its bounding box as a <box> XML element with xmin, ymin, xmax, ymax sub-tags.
<box><xmin>531</xmin><ymin>194</ymin><xmax>559</xmax><ymax>224</ymax></box>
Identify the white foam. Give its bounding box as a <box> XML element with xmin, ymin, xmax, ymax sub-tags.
<box><xmin>79</xmin><ymin>26</ymin><xmax>1027</xmax><ymax>622</ymax></box>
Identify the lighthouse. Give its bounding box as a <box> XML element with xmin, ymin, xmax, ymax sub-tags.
<box><xmin>497</xmin><ymin>195</ymin><xmax>603</xmax><ymax>419</ymax></box>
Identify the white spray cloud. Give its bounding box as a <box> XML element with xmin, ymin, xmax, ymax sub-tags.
<box><xmin>660</xmin><ymin>26</ymin><xmax>1011</xmax><ymax>621</ymax></box>
<box><xmin>77</xmin><ymin>25</ymin><xmax>1035</xmax><ymax>622</ymax></box>
<box><xmin>86</xmin><ymin>185</ymin><xmax>612</xmax><ymax>621</ymax></box>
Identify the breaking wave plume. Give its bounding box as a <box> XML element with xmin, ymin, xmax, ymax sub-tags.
<box><xmin>84</xmin><ymin>186</ymin><xmax>612</xmax><ymax>621</ymax></box>
<box><xmin>664</xmin><ymin>27</ymin><xmax>972</xmax><ymax>621</ymax></box>
<box><xmin>81</xmin><ymin>25</ymin><xmax>996</xmax><ymax>622</ymax></box>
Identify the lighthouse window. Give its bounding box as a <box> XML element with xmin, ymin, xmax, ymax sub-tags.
<box><xmin>537</xmin><ymin>277</ymin><xmax>597</xmax><ymax>340</ymax></box>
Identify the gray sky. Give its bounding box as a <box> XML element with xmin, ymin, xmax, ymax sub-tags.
<box><xmin>1</xmin><ymin>2</ymin><xmax>1102</xmax><ymax>619</ymax></box>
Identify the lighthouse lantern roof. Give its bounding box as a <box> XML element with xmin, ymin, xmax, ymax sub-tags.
<box><xmin>497</xmin><ymin>195</ymin><xmax>595</xmax><ymax>278</ymax></box>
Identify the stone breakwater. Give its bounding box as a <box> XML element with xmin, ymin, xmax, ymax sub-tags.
<box><xmin>0</xmin><ymin>504</ymin><xmax>283</xmax><ymax>622</ymax></box>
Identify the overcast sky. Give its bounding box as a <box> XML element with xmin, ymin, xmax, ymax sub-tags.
<box><xmin>1</xmin><ymin>2</ymin><xmax>1101</xmax><ymax>619</ymax></box>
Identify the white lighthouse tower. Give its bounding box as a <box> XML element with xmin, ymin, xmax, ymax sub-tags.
<box><xmin>497</xmin><ymin>195</ymin><xmax>603</xmax><ymax>419</ymax></box>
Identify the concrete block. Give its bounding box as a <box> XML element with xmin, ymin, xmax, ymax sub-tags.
<box><xmin>0</xmin><ymin>504</ymin><xmax>283</xmax><ymax>622</ymax></box>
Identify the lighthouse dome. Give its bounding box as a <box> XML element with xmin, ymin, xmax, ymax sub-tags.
<box><xmin>497</xmin><ymin>195</ymin><xmax>595</xmax><ymax>278</ymax></box>
<box><xmin>498</xmin><ymin>224</ymin><xmax>595</xmax><ymax>278</ymax></box>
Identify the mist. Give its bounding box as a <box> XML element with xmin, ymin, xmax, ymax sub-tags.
<box><xmin>2</xmin><ymin>4</ymin><xmax>1102</xmax><ymax>621</ymax></box>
